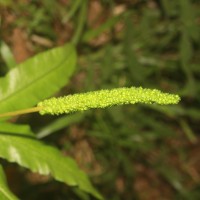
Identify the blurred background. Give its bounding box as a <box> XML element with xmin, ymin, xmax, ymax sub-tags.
<box><xmin>0</xmin><ymin>0</ymin><xmax>200</xmax><ymax>199</ymax></box>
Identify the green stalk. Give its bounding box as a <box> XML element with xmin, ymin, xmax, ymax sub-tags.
<box><xmin>71</xmin><ymin>0</ymin><xmax>88</xmax><ymax>45</ymax></box>
<box><xmin>0</xmin><ymin>107</ymin><xmax>42</xmax><ymax>118</ymax></box>
<box><xmin>62</xmin><ymin>0</ymin><xmax>82</xmax><ymax>23</ymax></box>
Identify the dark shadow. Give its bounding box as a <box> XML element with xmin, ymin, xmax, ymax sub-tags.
<box><xmin>0</xmin><ymin>131</ymin><xmax>37</xmax><ymax>140</ymax></box>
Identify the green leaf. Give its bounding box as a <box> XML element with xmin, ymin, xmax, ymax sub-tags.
<box><xmin>37</xmin><ymin>113</ymin><xmax>85</xmax><ymax>138</ymax></box>
<box><xmin>180</xmin><ymin>32</ymin><xmax>193</xmax><ymax>65</ymax></box>
<box><xmin>179</xmin><ymin>0</ymin><xmax>199</xmax><ymax>41</ymax></box>
<box><xmin>161</xmin><ymin>0</ymin><xmax>178</xmax><ymax>17</ymax></box>
<box><xmin>179</xmin><ymin>32</ymin><xmax>195</xmax><ymax>96</ymax></box>
<box><xmin>0</xmin><ymin>123</ymin><xmax>103</xmax><ymax>200</ymax></box>
<box><xmin>0</xmin><ymin>43</ymin><xmax>76</xmax><ymax>114</ymax></box>
<box><xmin>82</xmin><ymin>15</ymin><xmax>122</xmax><ymax>42</ymax></box>
<box><xmin>0</xmin><ymin>165</ymin><xmax>19</xmax><ymax>200</ymax></box>
<box><xmin>62</xmin><ymin>0</ymin><xmax>82</xmax><ymax>23</ymax></box>
<box><xmin>157</xmin><ymin>165</ymin><xmax>184</xmax><ymax>193</ymax></box>
<box><xmin>0</xmin><ymin>42</ymin><xmax>16</xmax><ymax>70</ymax></box>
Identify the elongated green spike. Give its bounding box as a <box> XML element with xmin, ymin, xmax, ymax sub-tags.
<box><xmin>38</xmin><ymin>87</ymin><xmax>180</xmax><ymax>115</ymax></box>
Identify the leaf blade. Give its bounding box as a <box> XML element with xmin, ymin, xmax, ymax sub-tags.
<box><xmin>0</xmin><ymin>123</ymin><xmax>103</xmax><ymax>199</ymax></box>
<box><xmin>0</xmin><ymin>43</ymin><xmax>76</xmax><ymax>114</ymax></box>
<box><xmin>0</xmin><ymin>42</ymin><xmax>16</xmax><ymax>70</ymax></box>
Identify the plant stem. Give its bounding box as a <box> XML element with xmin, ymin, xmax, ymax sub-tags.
<box><xmin>0</xmin><ymin>107</ymin><xmax>42</xmax><ymax>118</ymax></box>
<box><xmin>71</xmin><ymin>0</ymin><xmax>88</xmax><ymax>45</ymax></box>
<box><xmin>62</xmin><ymin>0</ymin><xmax>82</xmax><ymax>23</ymax></box>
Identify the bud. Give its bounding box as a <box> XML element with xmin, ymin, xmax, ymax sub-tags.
<box><xmin>38</xmin><ymin>87</ymin><xmax>180</xmax><ymax>115</ymax></box>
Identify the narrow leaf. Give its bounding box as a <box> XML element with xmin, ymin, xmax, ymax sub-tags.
<box><xmin>37</xmin><ymin>113</ymin><xmax>85</xmax><ymax>138</ymax></box>
<box><xmin>0</xmin><ymin>42</ymin><xmax>16</xmax><ymax>70</ymax></box>
<box><xmin>82</xmin><ymin>15</ymin><xmax>122</xmax><ymax>42</ymax></box>
<box><xmin>0</xmin><ymin>123</ymin><xmax>103</xmax><ymax>199</ymax></box>
<box><xmin>0</xmin><ymin>43</ymin><xmax>76</xmax><ymax>114</ymax></box>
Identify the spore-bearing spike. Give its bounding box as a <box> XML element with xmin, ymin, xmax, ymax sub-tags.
<box><xmin>38</xmin><ymin>87</ymin><xmax>180</xmax><ymax>115</ymax></box>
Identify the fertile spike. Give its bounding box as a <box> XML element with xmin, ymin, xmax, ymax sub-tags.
<box><xmin>37</xmin><ymin>87</ymin><xmax>180</xmax><ymax>115</ymax></box>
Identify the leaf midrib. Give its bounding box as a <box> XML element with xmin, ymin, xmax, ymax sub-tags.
<box><xmin>0</xmin><ymin>50</ymin><xmax>73</xmax><ymax>106</ymax></box>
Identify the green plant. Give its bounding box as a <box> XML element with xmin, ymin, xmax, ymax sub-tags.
<box><xmin>1</xmin><ymin>0</ymin><xmax>199</xmax><ymax>199</ymax></box>
<box><xmin>0</xmin><ymin>42</ymin><xmax>180</xmax><ymax>199</ymax></box>
<box><xmin>0</xmin><ymin>43</ymin><xmax>103</xmax><ymax>200</ymax></box>
<box><xmin>0</xmin><ymin>87</ymin><xmax>180</xmax><ymax>118</ymax></box>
